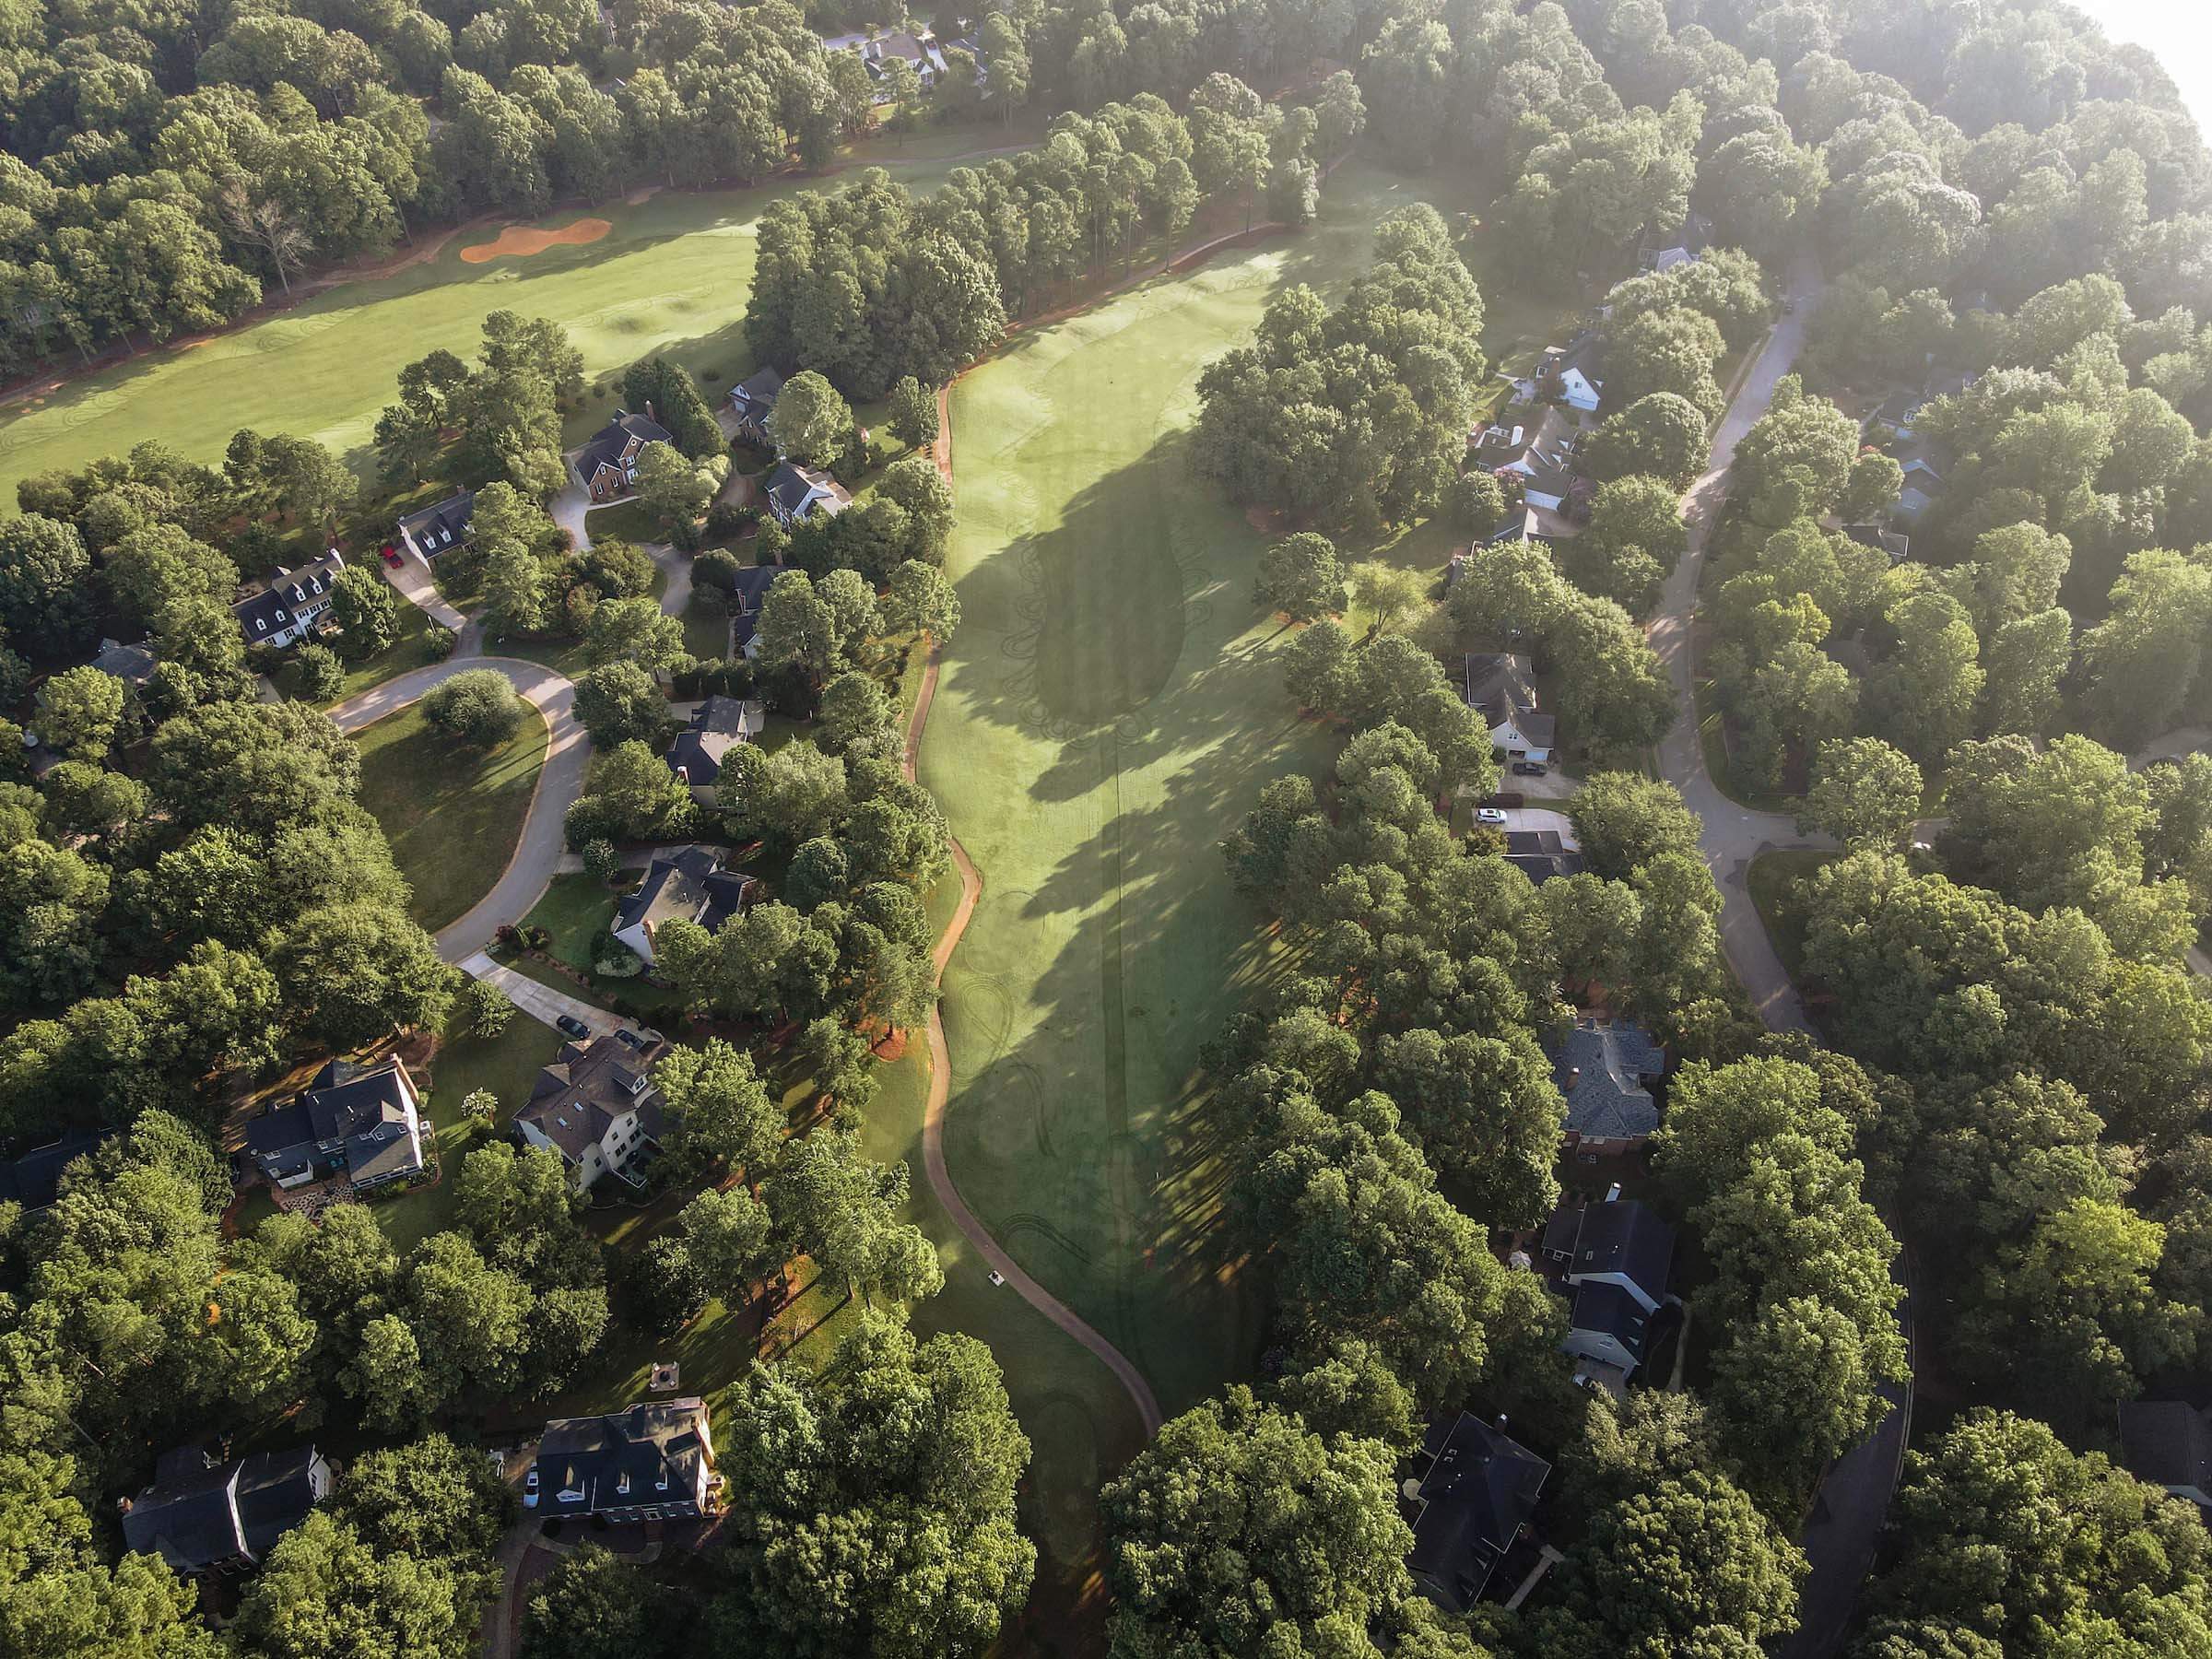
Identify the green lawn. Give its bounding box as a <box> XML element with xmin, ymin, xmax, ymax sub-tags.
<box><xmin>1747</xmin><ymin>848</ymin><xmax>1839</xmax><ymax>982</ymax></box>
<box><xmin>370</xmin><ymin>1019</ymin><xmax>563</xmax><ymax>1251</ymax></box>
<box><xmin>682</xmin><ymin>591</ymin><xmax>731</xmax><ymax>662</ymax></box>
<box><xmin>0</xmin><ymin>147</ymin><xmax>986</xmax><ymax>506</ymax></box>
<box><xmin>582</xmin><ymin>498</ymin><xmax>663</xmax><ymax>544</ymax></box>
<box><xmin>916</xmin><ymin>158</ymin><xmax>1515</xmax><ymax>1610</ymax></box>
<box><xmin>353</xmin><ymin>700</ymin><xmax>551</xmax><ymax>931</ymax></box>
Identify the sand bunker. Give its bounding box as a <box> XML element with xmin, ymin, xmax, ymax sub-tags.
<box><xmin>460</xmin><ymin>218</ymin><xmax>612</xmax><ymax>264</ymax></box>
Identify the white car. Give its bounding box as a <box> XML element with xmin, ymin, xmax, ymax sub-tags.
<box><xmin>1476</xmin><ymin>807</ymin><xmax>1509</xmax><ymax>828</ymax></box>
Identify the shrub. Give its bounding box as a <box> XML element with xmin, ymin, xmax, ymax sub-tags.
<box><xmin>460</xmin><ymin>977</ymin><xmax>515</xmax><ymax>1037</ymax></box>
<box><xmin>694</xmin><ymin>547</ymin><xmax>743</xmax><ymax>593</ymax></box>
<box><xmin>293</xmin><ymin>641</ymin><xmax>346</xmax><ymax>700</ymax></box>
<box><xmin>582</xmin><ymin>838</ymin><xmax>621</xmax><ymax>882</ymax></box>
<box><xmin>421</xmin><ymin>668</ymin><xmax>525</xmax><ymax>745</ymax></box>
<box><xmin>425</xmin><ymin>623</ymin><xmax>458</xmax><ymax>660</ymax></box>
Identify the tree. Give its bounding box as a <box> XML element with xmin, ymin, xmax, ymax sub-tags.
<box><xmin>459</xmin><ymin>977</ymin><xmax>515</xmax><ymax>1038</ymax></box>
<box><xmin>632</xmin><ymin>441</ymin><xmax>726</xmax><ymax>538</ymax></box>
<box><xmin>1347</xmin><ymin>560</ymin><xmax>1429</xmax><ymax>633</ymax></box>
<box><xmin>1567</xmin><ymin>772</ymin><xmax>1704</xmax><ymax>879</ymax></box>
<box><xmin>582</xmin><ymin>596</ymin><xmax>684</xmax><ymax>674</ymax></box>
<box><xmin>765</xmin><ymin>1130</ymin><xmax>940</xmax><ymax>1306</ymax></box>
<box><xmin>234</xmin><ymin>1512</ymin><xmax>486</xmax><ymax>1659</ymax></box>
<box><xmin>1100</xmin><ymin>1388</ymin><xmax>1457</xmax><ymax>1658</ymax></box>
<box><xmin>765</xmin><ymin>371</ymin><xmax>854</xmax><ymax>468</ymax></box>
<box><xmin>564</xmin><ymin>740</ymin><xmax>691</xmax><ymax>846</ymax></box>
<box><xmin>755</xmin><ymin>571</ymin><xmax>843</xmax><ymax>687</ymax></box>
<box><xmin>421</xmin><ymin>668</ymin><xmax>525</xmax><ymax>745</ymax></box>
<box><xmin>274</xmin><ymin>902</ymin><xmax>455</xmax><ymax>1049</ymax></box>
<box><xmin>656</xmin><ymin>1039</ymin><xmax>780</xmax><ymax>1177</ymax></box>
<box><xmin>0</xmin><ymin>515</ymin><xmax>94</xmax><ymax>647</ymax></box>
<box><xmin>1583</xmin><ymin>393</ymin><xmax>1709</xmax><ymax>486</ymax></box>
<box><xmin>1801</xmin><ymin>738</ymin><xmax>1924</xmax><ymax>849</ymax></box>
<box><xmin>328</xmin><ymin>566</ymin><xmax>399</xmax><ymax>661</ymax></box>
<box><xmin>879</xmin><ymin>560</ymin><xmax>960</xmax><ymax>642</ymax></box>
<box><xmin>338</xmin><ymin>1432</ymin><xmax>511</xmax><ymax>1566</ymax></box>
<box><xmin>520</xmin><ymin>1546</ymin><xmax>683</xmax><ymax>1659</ymax></box>
<box><xmin>1872</xmin><ymin>592</ymin><xmax>1983</xmax><ymax>765</ymax></box>
<box><xmin>293</xmin><ymin>642</ymin><xmax>347</xmax><ymax>700</ymax></box>
<box><xmin>677</xmin><ymin>1186</ymin><xmax>773</xmax><ymax>1304</ymax></box>
<box><xmin>572</xmin><ymin>661</ymin><xmax>669</xmax><ymax>748</ymax></box>
<box><xmin>886</xmin><ymin>375</ymin><xmax>938</xmax><ymax>451</ymax></box>
<box><xmin>30</xmin><ymin>667</ymin><xmax>124</xmax><ymax>759</ymax></box>
<box><xmin>1254</xmin><ymin>533</ymin><xmax>1346</xmax><ymax>622</ymax></box>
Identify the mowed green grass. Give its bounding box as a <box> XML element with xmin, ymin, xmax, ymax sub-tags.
<box><xmin>354</xmin><ymin>699</ymin><xmax>550</xmax><ymax>931</ymax></box>
<box><xmin>917</xmin><ymin>159</ymin><xmax>1477</xmax><ymax>1593</ymax></box>
<box><xmin>0</xmin><ymin>142</ymin><xmax>981</xmax><ymax>506</ymax></box>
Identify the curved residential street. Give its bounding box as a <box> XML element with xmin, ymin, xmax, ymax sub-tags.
<box><xmin>1647</xmin><ymin>262</ymin><xmax>1912</xmax><ymax>1658</ymax></box>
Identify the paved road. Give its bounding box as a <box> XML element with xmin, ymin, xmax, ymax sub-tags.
<box><xmin>1643</xmin><ymin>262</ymin><xmax>1911</xmax><ymax>1659</ymax></box>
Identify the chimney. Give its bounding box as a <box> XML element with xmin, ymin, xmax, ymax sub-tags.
<box><xmin>1566</xmin><ymin>1066</ymin><xmax>1581</xmax><ymax>1090</ymax></box>
<box><xmin>1604</xmin><ymin>1182</ymin><xmax>1622</xmax><ymax>1203</ymax></box>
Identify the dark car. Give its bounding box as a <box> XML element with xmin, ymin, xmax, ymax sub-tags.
<box><xmin>556</xmin><ymin>1014</ymin><xmax>591</xmax><ymax>1040</ymax></box>
<box><xmin>614</xmin><ymin>1028</ymin><xmax>647</xmax><ymax>1052</ymax></box>
<box><xmin>1511</xmin><ymin>760</ymin><xmax>1548</xmax><ymax>777</ymax></box>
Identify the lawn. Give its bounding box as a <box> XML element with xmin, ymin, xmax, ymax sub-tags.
<box><xmin>682</xmin><ymin>592</ymin><xmax>731</xmax><ymax>661</ymax></box>
<box><xmin>582</xmin><ymin>498</ymin><xmax>663</xmax><ymax>544</ymax></box>
<box><xmin>0</xmin><ymin>146</ymin><xmax>987</xmax><ymax>506</ymax></box>
<box><xmin>370</xmin><ymin>1018</ymin><xmax>563</xmax><ymax>1251</ymax></box>
<box><xmin>353</xmin><ymin>699</ymin><xmax>551</xmax><ymax>931</ymax></box>
<box><xmin>917</xmin><ymin>157</ymin><xmax>1524</xmax><ymax>1614</ymax></box>
<box><xmin>500</xmin><ymin>872</ymin><xmax>693</xmax><ymax>1019</ymax></box>
<box><xmin>1747</xmin><ymin>848</ymin><xmax>1839</xmax><ymax>982</ymax></box>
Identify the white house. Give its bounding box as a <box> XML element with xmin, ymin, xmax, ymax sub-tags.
<box><xmin>1487</xmin><ymin>404</ymin><xmax>1583</xmax><ymax>512</ymax></box>
<box><xmin>232</xmin><ymin>549</ymin><xmax>345</xmax><ymax>649</ymax></box>
<box><xmin>1546</xmin><ymin>331</ymin><xmax>1607</xmax><ymax>414</ymax></box>
<box><xmin>395</xmin><ymin>489</ymin><xmax>475</xmax><ymax>564</ymax></box>
<box><xmin>516</xmin><ymin>1033</ymin><xmax>668</xmax><ymax>1194</ymax></box>
<box><xmin>762</xmin><ymin>461</ymin><xmax>852</xmax><ymax>527</ymax></box>
<box><xmin>1462</xmin><ymin>653</ymin><xmax>1555</xmax><ymax>764</ymax></box>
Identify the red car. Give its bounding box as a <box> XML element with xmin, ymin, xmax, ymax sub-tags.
<box><xmin>380</xmin><ymin>544</ymin><xmax>403</xmax><ymax>567</ymax></box>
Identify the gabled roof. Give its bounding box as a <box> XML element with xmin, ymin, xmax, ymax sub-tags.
<box><xmin>764</xmin><ymin>461</ymin><xmax>851</xmax><ymax>521</ymax></box>
<box><xmin>1464</xmin><ymin>653</ymin><xmax>1557</xmax><ymax>748</ymax></box>
<box><xmin>521</xmin><ymin>1033</ymin><xmax>666</xmax><ymax>1164</ymax></box>
<box><xmin>233</xmin><ymin>550</ymin><xmax>345</xmax><ymax>637</ymax></box>
<box><xmin>1557</xmin><ymin>329</ymin><xmax>1607</xmax><ymax>386</ymax></box>
<box><xmin>122</xmin><ymin>1444</ymin><xmax>324</xmax><ymax>1573</ymax></box>
<box><xmin>531</xmin><ymin>1398</ymin><xmax>712</xmax><ymax>1512</ymax></box>
<box><xmin>729</xmin><ymin>366</ymin><xmax>785</xmax><ymax>415</ymax></box>
<box><xmin>90</xmin><ymin>637</ymin><xmax>157</xmax><ymax>686</ymax></box>
<box><xmin>0</xmin><ymin>1130</ymin><xmax>110</xmax><ymax>1210</ymax></box>
<box><xmin>579</xmin><ymin>410</ymin><xmax>673</xmax><ymax>480</ymax></box>
<box><xmin>1563</xmin><ymin>1196</ymin><xmax>1675</xmax><ymax>1306</ymax></box>
<box><xmin>727</xmin><ymin>563</ymin><xmax>785</xmax><ymax>613</ymax></box>
<box><xmin>1404</xmin><ymin>1412</ymin><xmax>1549</xmax><ymax>1613</ymax></box>
<box><xmin>1546</xmin><ymin>1018</ymin><xmax>1664</xmax><ymax>1140</ymax></box>
<box><xmin>243</xmin><ymin>1057</ymin><xmax>420</xmax><ymax>1182</ymax></box>
<box><xmin>614</xmin><ymin>844</ymin><xmax>752</xmax><ymax>937</ymax></box>
<box><xmin>664</xmin><ymin>697</ymin><xmax>764</xmax><ymax>786</ymax></box>
<box><xmin>397</xmin><ymin>488</ymin><xmax>475</xmax><ymax>555</ymax></box>
<box><xmin>1569</xmin><ymin>1279</ymin><xmax>1653</xmax><ymax>1359</ymax></box>
<box><xmin>2118</xmin><ymin>1401</ymin><xmax>2212</xmax><ymax>1500</ymax></box>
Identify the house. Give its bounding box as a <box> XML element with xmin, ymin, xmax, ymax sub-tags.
<box><xmin>1463</xmin><ymin>653</ymin><xmax>1556</xmax><ymax>764</ymax></box>
<box><xmin>0</xmin><ymin>1130</ymin><xmax>112</xmax><ymax>1211</ymax></box>
<box><xmin>823</xmin><ymin>27</ymin><xmax>951</xmax><ymax>89</ymax></box>
<box><xmin>576</xmin><ymin>409</ymin><xmax>675</xmax><ymax>502</ymax></box>
<box><xmin>725</xmin><ymin>561</ymin><xmax>787</xmax><ymax>660</ymax></box>
<box><xmin>1502</xmin><ymin>829</ymin><xmax>1586</xmax><ymax>885</ymax></box>
<box><xmin>396</xmin><ymin>489</ymin><xmax>476</xmax><ymax>563</ymax></box>
<box><xmin>1547</xmin><ymin>1189</ymin><xmax>1677</xmax><ymax>1394</ymax></box>
<box><xmin>1842</xmin><ymin>520</ymin><xmax>1912</xmax><ymax>562</ymax></box>
<box><xmin>1637</xmin><ymin>211</ymin><xmax>1712</xmax><ymax>273</ymax></box>
<box><xmin>665</xmin><ymin>696</ymin><xmax>765</xmax><ymax>801</ymax></box>
<box><xmin>1402</xmin><ymin>1412</ymin><xmax>1550</xmax><ymax>1613</ymax></box>
<box><xmin>121</xmin><ymin>1443</ymin><xmax>332</xmax><ymax>1577</ymax></box>
<box><xmin>2117</xmin><ymin>1401</ymin><xmax>2212</xmax><ymax>1508</ymax></box>
<box><xmin>726</xmin><ymin>366</ymin><xmax>785</xmax><ymax>443</ymax></box>
<box><xmin>609</xmin><ymin>845</ymin><xmax>753</xmax><ymax>965</ymax></box>
<box><xmin>1545</xmin><ymin>1018</ymin><xmax>1665</xmax><ymax>1149</ymax></box>
<box><xmin>1488</xmin><ymin>404</ymin><xmax>1583</xmax><ymax>511</ymax></box>
<box><xmin>516</xmin><ymin>1033</ymin><xmax>669</xmax><ymax>1193</ymax></box>
<box><xmin>89</xmin><ymin>637</ymin><xmax>158</xmax><ymax>687</ymax></box>
<box><xmin>524</xmin><ymin>1397</ymin><xmax>720</xmax><ymax>1521</ymax></box>
<box><xmin>1891</xmin><ymin>434</ymin><xmax>1952</xmax><ymax>524</ymax></box>
<box><xmin>762</xmin><ymin>461</ymin><xmax>852</xmax><ymax>527</ymax></box>
<box><xmin>232</xmin><ymin>549</ymin><xmax>345</xmax><ymax>649</ymax></box>
<box><xmin>1867</xmin><ymin>390</ymin><xmax>1922</xmax><ymax>440</ymax></box>
<box><xmin>1481</xmin><ymin>506</ymin><xmax>1559</xmax><ymax>550</ymax></box>
<box><xmin>241</xmin><ymin>1055</ymin><xmax>425</xmax><ymax>1191</ymax></box>
<box><xmin>1542</xmin><ymin>331</ymin><xmax>1607</xmax><ymax>415</ymax></box>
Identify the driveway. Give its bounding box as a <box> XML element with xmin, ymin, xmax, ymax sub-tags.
<box><xmin>327</xmin><ymin>656</ymin><xmax>591</xmax><ymax>965</ymax></box>
<box><xmin>380</xmin><ymin>552</ymin><xmax>467</xmax><ymax>631</ymax></box>
<box><xmin>551</xmin><ymin>480</ymin><xmax>593</xmax><ymax>552</ymax></box>
<box><xmin>455</xmin><ymin>953</ymin><xmax>624</xmax><ymax>1039</ymax></box>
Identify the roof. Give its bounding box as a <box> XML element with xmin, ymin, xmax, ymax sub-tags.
<box><xmin>578</xmin><ymin>410</ymin><xmax>673</xmax><ymax>480</ymax></box>
<box><xmin>1500</xmin><ymin>829</ymin><xmax>1586</xmax><ymax>884</ymax></box>
<box><xmin>664</xmin><ymin>697</ymin><xmax>764</xmax><ymax>786</ymax></box>
<box><xmin>2118</xmin><ymin>1402</ymin><xmax>2212</xmax><ymax>1498</ymax></box>
<box><xmin>729</xmin><ymin>366</ymin><xmax>785</xmax><ymax>414</ymax></box>
<box><xmin>727</xmin><ymin>563</ymin><xmax>785</xmax><ymax>612</ymax></box>
<box><xmin>244</xmin><ymin>1057</ymin><xmax>420</xmax><ymax>1182</ymax></box>
<box><xmin>123</xmin><ymin>1445</ymin><xmax>323</xmax><ymax>1573</ymax></box>
<box><xmin>520</xmin><ymin>1033</ymin><xmax>667</xmax><ymax>1164</ymax></box>
<box><xmin>90</xmin><ymin>637</ymin><xmax>157</xmax><ymax>686</ymax></box>
<box><xmin>764</xmin><ymin>462</ymin><xmax>852</xmax><ymax>521</ymax></box>
<box><xmin>614</xmin><ymin>844</ymin><xmax>752</xmax><ymax>937</ymax></box>
<box><xmin>1557</xmin><ymin>329</ymin><xmax>1607</xmax><ymax>386</ymax></box>
<box><xmin>397</xmin><ymin>488</ymin><xmax>475</xmax><ymax>555</ymax></box>
<box><xmin>232</xmin><ymin>550</ymin><xmax>345</xmax><ymax>637</ymax></box>
<box><xmin>1569</xmin><ymin>1279</ymin><xmax>1653</xmax><ymax>1359</ymax></box>
<box><xmin>0</xmin><ymin>1131</ymin><xmax>110</xmax><ymax>1210</ymax></box>
<box><xmin>1563</xmin><ymin>1196</ymin><xmax>1675</xmax><ymax>1305</ymax></box>
<box><xmin>531</xmin><ymin>1398</ymin><xmax>712</xmax><ymax>1512</ymax></box>
<box><xmin>1842</xmin><ymin>522</ymin><xmax>1912</xmax><ymax>562</ymax></box>
<box><xmin>1463</xmin><ymin>654</ymin><xmax>1556</xmax><ymax>747</ymax></box>
<box><xmin>1404</xmin><ymin>1413</ymin><xmax>1549</xmax><ymax>1613</ymax></box>
<box><xmin>1547</xmin><ymin>1019</ymin><xmax>1664</xmax><ymax>1140</ymax></box>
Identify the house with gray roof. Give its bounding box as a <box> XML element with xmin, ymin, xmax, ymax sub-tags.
<box><xmin>232</xmin><ymin>550</ymin><xmax>345</xmax><ymax>649</ymax></box>
<box><xmin>122</xmin><ymin>1443</ymin><xmax>332</xmax><ymax>1577</ymax></box>
<box><xmin>241</xmin><ymin>1055</ymin><xmax>424</xmax><ymax>1190</ymax></box>
<box><xmin>665</xmin><ymin>696</ymin><xmax>764</xmax><ymax>801</ymax></box>
<box><xmin>2118</xmin><ymin>1401</ymin><xmax>2212</xmax><ymax>1508</ymax></box>
<box><xmin>1464</xmin><ymin>653</ymin><xmax>1556</xmax><ymax>764</ymax></box>
<box><xmin>727</xmin><ymin>366</ymin><xmax>785</xmax><ymax>442</ymax></box>
<box><xmin>1545</xmin><ymin>1191</ymin><xmax>1677</xmax><ymax>1394</ymax></box>
<box><xmin>396</xmin><ymin>488</ymin><xmax>475</xmax><ymax>563</ymax></box>
<box><xmin>516</xmin><ymin>1033</ymin><xmax>669</xmax><ymax>1193</ymax></box>
<box><xmin>90</xmin><ymin>637</ymin><xmax>158</xmax><ymax>687</ymax></box>
<box><xmin>610</xmin><ymin>845</ymin><xmax>753</xmax><ymax>965</ymax></box>
<box><xmin>1502</xmin><ymin>829</ymin><xmax>1586</xmax><ymax>885</ymax></box>
<box><xmin>0</xmin><ymin>1130</ymin><xmax>112</xmax><ymax>1211</ymax></box>
<box><xmin>524</xmin><ymin>1397</ymin><xmax>720</xmax><ymax>1521</ymax></box>
<box><xmin>763</xmin><ymin>461</ymin><xmax>852</xmax><ymax>527</ymax></box>
<box><xmin>577</xmin><ymin>409</ymin><xmax>674</xmax><ymax>501</ymax></box>
<box><xmin>1545</xmin><ymin>1018</ymin><xmax>1665</xmax><ymax>1148</ymax></box>
<box><xmin>1402</xmin><ymin>1412</ymin><xmax>1549</xmax><ymax>1612</ymax></box>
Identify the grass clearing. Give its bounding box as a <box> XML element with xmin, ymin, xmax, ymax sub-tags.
<box><xmin>682</xmin><ymin>592</ymin><xmax>731</xmax><ymax>661</ymax></box>
<box><xmin>1747</xmin><ymin>848</ymin><xmax>1838</xmax><ymax>982</ymax></box>
<box><xmin>582</xmin><ymin>498</ymin><xmax>662</xmax><ymax>544</ymax></box>
<box><xmin>369</xmin><ymin>1018</ymin><xmax>560</xmax><ymax>1251</ymax></box>
<box><xmin>354</xmin><ymin>699</ymin><xmax>551</xmax><ymax>931</ymax></box>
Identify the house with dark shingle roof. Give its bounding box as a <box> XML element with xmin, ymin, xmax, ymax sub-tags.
<box><xmin>2118</xmin><ymin>1401</ymin><xmax>2212</xmax><ymax>1508</ymax></box>
<box><xmin>727</xmin><ymin>366</ymin><xmax>786</xmax><ymax>442</ymax></box>
<box><xmin>396</xmin><ymin>488</ymin><xmax>475</xmax><ymax>563</ymax></box>
<box><xmin>524</xmin><ymin>1397</ymin><xmax>720</xmax><ymax>1521</ymax></box>
<box><xmin>232</xmin><ymin>550</ymin><xmax>345</xmax><ymax>649</ymax></box>
<box><xmin>241</xmin><ymin>1055</ymin><xmax>424</xmax><ymax>1190</ymax></box>
<box><xmin>0</xmin><ymin>1130</ymin><xmax>112</xmax><ymax>1211</ymax></box>
<box><xmin>665</xmin><ymin>697</ymin><xmax>764</xmax><ymax>801</ymax></box>
<box><xmin>1545</xmin><ymin>1191</ymin><xmax>1677</xmax><ymax>1394</ymax></box>
<box><xmin>1637</xmin><ymin>210</ymin><xmax>1712</xmax><ymax>273</ymax></box>
<box><xmin>762</xmin><ymin>461</ymin><xmax>852</xmax><ymax>526</ymax></box>
<box><xmin>576</xmin><ymin>410</ymin><xmax>675</xmax><ymax>501</ymax></box>
<box><xmin>1402</xmin><ymin>1412</ymin><xmax>1549</xmax><ymax>1613</ymax></box>
<box><xmin>1463</xmin><ymin>653</ymin><xmax>1556</xmax><ymax>764</ymax></box>
<box><xmin>610</xmin><ymin>845</ymin><xmax>753</xmax><ymax>963</ymax></box>
<box><xmin>724</xmin><ymin>562</ymin><xmax>787</xmax><ymax>661</ymax></box>
<box><xmin>121</xmin><ymin>1443</ymin><xmax>332</xmax><ymax>1577</ymax></box>
<box><xmin>1502</xmin><ymin>829</ymin><xmax>1587</xmax><ymax>886</ymax></box>
<box><xmin>1545</xmin><ymin>1018</ymin><xmax>1664</xmax><ymax>1148</ymax></box>
<box><xmin>89</xmin><ymin>637</ymin><xmax>158</xmax><ymax>687</ymax></box>
<box><xmin>516</xmin><ymin>1033</ymin><xmax>669</xmax><ymax>1193</ymax></box>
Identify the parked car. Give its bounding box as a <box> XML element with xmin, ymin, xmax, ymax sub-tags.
<box><xmin>380</xmin><ymin>544</ymin><xmax>403</xmax><ymax>567</ymax></box>
<box><xmin>556</xmin><ymin>1014</ymin><xmax>591</xmax><ymax>1040</ymax></box>
<box><xmin>1512</xmin><ymin>760</ymin><xmax>1548</xmax><ymax>777</ymax></box>
<box><xmin>1476</xmin><ymin>807</ymin><xmax>1509</xmax><ymax>827</ymax></box>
